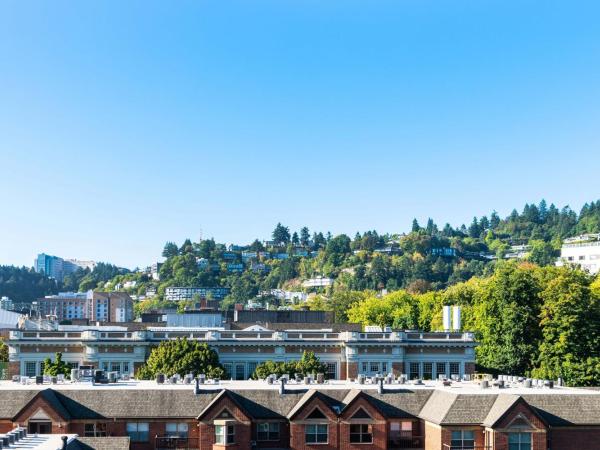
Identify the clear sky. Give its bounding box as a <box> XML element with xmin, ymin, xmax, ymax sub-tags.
<box><xmin>1</xmin><ymin>0</ymin><xmax>599</xmax><ymax>269</ymax></box>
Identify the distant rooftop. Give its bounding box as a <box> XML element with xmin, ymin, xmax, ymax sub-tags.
<box><xmin>0</xmin><ymin>378</ymin><xmax>596</xmax><ymax>396</ymax></box>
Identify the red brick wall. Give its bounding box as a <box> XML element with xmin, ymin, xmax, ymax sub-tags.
<box><xmin>339</xmin><ymin>362</ymin><xmax>347</xmax><ymax>380</ymax></box>
<box><xmin>441</xmin><ymin>426</ymin><xmax>485</xmax><ymax>449</ymax></box>
<box><xmin>492</xmin><ymin>400</ymin><xmax>548</xmax><ymax>450</ymax></box>
<box><xmin>290</xmin><ymin>396</ymin><xmax>340</xmax><ymax>450</ymax></box>
<box><xmin>198</xmin><ymin>395</ymin><xmax>252</xmax><ymax>450</ymax></box>
<box><xmin>346</xmin><ymin>362</ymin><xmax>358</xmax><ymax>380</ymax></box>
<box><xmin>392</xmin><ymin>362</ymin><xmax>404</xmax><ymax>376</ymax></box>
<box><xmin>8</xmin><ymin>361</ymin><xmax>20</xmax><ymax>377</ymax></box>
<box><xmin>339</xmin><ymin>396</ymin><xmax>388</xmax><ymax>450</ymax></box>
<box><xmin>550</xmin><ymin>428</ymin><xmax>600</xmax><ymax>450</ymax></box>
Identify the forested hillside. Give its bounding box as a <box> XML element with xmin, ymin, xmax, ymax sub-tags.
<box><xmin>118</xmin><ymin>199</ymin><xmax>600</xmax><ymax>310</ymax></box>
<box><xmin>0</xmin><ymin>263</ymin><xmax>126</xmax><ymax>303</ymax></box>
<box><xmin>2</xmin><ymin>199</ymin><xmax>599</xmax><ymax>305</ymax></box>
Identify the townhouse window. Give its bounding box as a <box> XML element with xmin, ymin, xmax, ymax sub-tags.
<box><xmin>84</xmin><ymin>423</ymin><xmax>107</xmax><ymax>437</ymax></box>
<box><xmin>508</xmin><ymin>432</ymin><xmax>531</xmax><ymax>450</ymax></box>
<box><xmin>111</xmin><ymin>362</ymin><xmax>121</xmax><ymax>373</ymax></box>
<box><xmin>215</xmin><ymin>424</ymin><xmax>235</xmax><ymax>444</ymax></box>
<box><xmin>166</xmin><ymin>423</ymin><xmax>188</xmax><ymax>438</ymax></box>
<box><xmin>450</xmin><ymin>430</ymin><xmax>474</xmax><ymax>449</ymax></box>
<box><xmin>349</xmin><ymin>424</ymin><xmax>372</xmax><ymax>443</ymax></box>
<box><xmin>122</xmin><ymin>362</ymin><xmax>130</xmax><ymax>374</ymax></box>
<box><xmin>126</xmin><ymin>422</ymin><xmax>149</xmax><ymax>442</ymax></box>
<box><xmin>381</xmin><ymin>362</ymin><xmax>387</xmax><ymax>374</ymax></box>
<box><xmin>361</xmin><ymin>362</ymin><xmax>368</xmax><ymax>373</ymax></box>
<box><xmin>257</xmin><ymin>422</ymin><xmax>280</xmax><ymax>441</ymax></box>
<box><xmin>370</xmin><ymin>362</ymin><xmax>379</xmax><ymax>373</ymax></box>
<box><xmin>305</xmin><ymin>424</ymin><xmax>328</xmax><ymax>444</ymax></box>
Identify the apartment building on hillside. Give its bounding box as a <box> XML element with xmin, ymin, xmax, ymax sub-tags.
<box><xmin>557</xmin><ymin>233</ymin><xmax>600</xmax><ymax>274</ymax></box>
<box><xmin>37</xmin><ymin>291</ymin><xmax>133</xmax><ymax>323</ymax></box>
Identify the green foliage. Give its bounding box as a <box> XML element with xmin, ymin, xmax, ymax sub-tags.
<box><xmin>0</xmin><ymin>340</ymin><xmax>8</xmax><ymax>363</ymax></box>
<box><xmin>532</xmin><ymin>268</ymin><xmax>600</xmax><ymax>384</ymax></box>
<box><xmin>136</xmin><ymin>339</ymin><xmax>224</xmax><ymax>379</ymax></box>
<box><xmin>0</xmin><ymin>266</ymin><xmax>58</xmax><ymax>303</ymax></box>
<box><xmin>252</xmin><ymin>351</ymin><xmax>327</xmax><ymax>379</ymax></box>
<box><xmin>347</xmin><ymin>290</ymin><xmax>419</xmax><ymax>330</ymax></box>
<box><xmin>43</xmin><ymin>353</ymin><xmax>71</xmax><ymax>377</ymax></box>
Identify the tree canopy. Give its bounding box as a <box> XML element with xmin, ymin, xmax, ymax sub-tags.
<box><xmin>136</xmin><ymin>339</ymin><xmax>224</xmax><ymax>379</ymax></box>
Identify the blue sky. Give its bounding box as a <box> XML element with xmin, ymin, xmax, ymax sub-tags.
<box><xmin>1</xmin><ymin>0</ymin><xmax>599</xmax><ymax>269</ymax></box>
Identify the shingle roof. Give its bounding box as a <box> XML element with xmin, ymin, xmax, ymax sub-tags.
<box><xmin>441</xmin><ymin>394</ymin><xmax>499</xmax><ymax>425</ymax></box>
<box><xmin>482</xmin><ymin>394</ymin><xmax>520</xmax><ymax>427</ymax></box>
<box><xmin>523</xmin><ymin>394</ymin><xmax>600</xmax><ymax>426</ymax></box>
<box><xmin>365</xmin><ymin>389</ymin><xmax>434</xmax><ymax>418</ymax></box>
<box><xmin>3</xmin><ymin>387</ymin><xmax>600</xmax><ymax>428</ymax></box>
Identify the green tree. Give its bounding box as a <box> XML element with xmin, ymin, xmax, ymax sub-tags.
<box><xmin>411</xmin><ymin>218</ymin><xmax>420</xmax><ymax>232</ymax></box>
<box><xmin>137</xmin><ymin>339</ymin><xmax>224</xmax><ymax>379</ymax></box>
<box><xmin>162</xmin><ymin>242</ymin><xmax>179</xmax><ymax>258</ymax></box>
<box><xmin>532</xmin><ymin>268</ymin><xmax>600</xmax><ymax>384</ymax></box>
<box><xmin>253</xmin><ymin>351</ymin><xmax>327</xmax><ymax>379</ymax></box>
<box><xmin>347</xmin><ymin>290</ymin><xmax>418</xmax><ymax>329</ymax></box>
<box><xmin>474</xmin><ymin>262</ymin><xmax>543</xmax><ymax>375</ymax></box>
<box><xmin>300</xmin><ymin>227</ymin><xmax>310</xmax><ymax>247</ymax></box>
<box><xmin>527</xmin><ymin>239</ymin><xmax>556</xmax><ymax>266</ymax></box>
<box><xmin>43</xmin><ymin>353</ymin><xmax>71</xmax><ymax>377</ymax></box>
<box><xmin>272</xmin><ymin>223</ymin><xmax>291</xmax><ymax>245</ymax></box>
<box><xmin>0</xmin><ymin>340</ymin><xmax>8</xmax><ymax>362</ymax></box>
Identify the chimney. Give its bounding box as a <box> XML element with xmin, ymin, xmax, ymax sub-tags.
<box><xmin>61</xmin><ymin>436</ymin><xmax>68</xmax><ymax>450</ymax></box>
<box><xmin>279</xmin><ymin>377</ymin><xmax>286</xmax><ymax>395</ymax></box>
<box><xmin>378</xmin><ymin>378</ymin><xmax>384</xmax><ymax>394</ymax></box>
<box><xmin>194</xmin><ymin>377</ymin><xmax>200</xmax><ymax>395</ymax></box>
<box><xmin>442</xmin><ymin>305</ymin><xmax>451</xmax><ymax>331</ymax></box>
<box><xmin>452</xmin><ymin>306</ymin><xmax>461</xmax><ymax>331</ymax></box>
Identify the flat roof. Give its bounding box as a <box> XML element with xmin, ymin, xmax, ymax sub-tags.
<box><xmin>3</xmin><ymin>434</ymin><xmax>77</xmax><ymax>450</ymax></box>
<box><xmin>0</xmin><ymin>378</ymin><xmax>597</xmax><ymax>396</ymax></box>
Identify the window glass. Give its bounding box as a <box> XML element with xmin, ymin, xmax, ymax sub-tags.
<box><xmin>451</xmin><ymin>430</ymin><xmax>475</xmax><ymax>449</ymax></box>
<box><xmin>508</xmin><ymin>432</ymin><xmax>531</xmax><ymax>450</ymax></box>
<box><xmin>350</xmin><ymin>424</ymin><xmax>372</xmax><ymax>443</ymax></box>
<box><xmin>127</xmin><ymin>423</ymin><xmax>149</xmax><ymax>442</ymax></box>
<box><xmin>166</xmin><ymin>423</ymin><xmax>188</xmax><ymax>438</ymax></box>
<box><xmin>257</xmin><ymin>422</ymin><xmax>279</xmax><ymax>441</ymax></box>
<box><xmin>305</xmin><ymin>424</ymin><xmax>328</xmax><ymax>444</ymax></box>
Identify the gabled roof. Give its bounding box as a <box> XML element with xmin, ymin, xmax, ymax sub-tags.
<box><xmin>482</xmin><ymin>394</ymin><xmax>521</xmax><ymax>427</ymax></box>
<box><xmin>13</xmin><ymin>389</ymin><xmax>72</xmax><ymax>421</ymax></box>
<box><xmin>69</xmin><ymin>437</ymin><xmax>131</xmax><ymax>450</ymax></box>
<box><xmin>419</xmin><ymin>391</ymin><xmax>498</xmax><ymax>425</ymax></box>
<box><xmin>197</xmin><ymin>389</ymin><xmax>307</xmax><ymax>420</ymax></box>
<box><xmin>287</xmin><ymin>389</ymin><xmax>348</xmax><ymax>419</ymax></box>
<box><xmin>523</xmin><ymin>394</ymin><xmax>600</xmax><ymax>426</ymax></box>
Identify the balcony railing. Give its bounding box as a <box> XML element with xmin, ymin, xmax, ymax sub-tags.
<box><xmin>442</xmin><ymin>445</ymin><xmax>492</xmax><ymax>450</ymax></box>
<box><xmin>155</xmin><ymin>436</ymin><xmax>199</xmax><ymax>450</ymax></box>
<box><xmin>388</xmin><ymin>432</ymin><xmax>424</xmax><ymax>449</ymax></box>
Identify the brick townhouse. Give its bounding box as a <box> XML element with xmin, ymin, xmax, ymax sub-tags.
<box><xmin>1</xmin><ymin>380</ymin><xmax>600</xmax><ymax>450</ymax></box>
